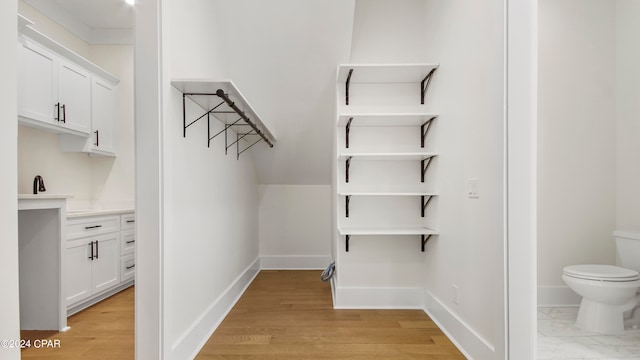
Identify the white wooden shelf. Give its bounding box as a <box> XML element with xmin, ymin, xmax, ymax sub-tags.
<box><xmin>338</xmin><ymin>226</ymin><xmax>437</xmax><ymax>236</ymax></box>
<box><xmin>338</xmin><ymin>152</ymin><xmax>437</xmax><ymax>161</ymax></box>
<box><xmin>335</xmin><ymin>63</ymin><xmax>440</xmax><ymax>253</ymax></box>
<box><xmin>338</xmin><ymin>113</ymin><xmax>438</xmax><ymax>127</ymax></box>
<box><xmin>337</xmin><ymin>63</ymin><xmax>439</xmax><ymax>84</ymax></box>
<box><xmin>339</xmin><ymin>191</ymin><xmax>436</xmax><ymax>196</ymax></box>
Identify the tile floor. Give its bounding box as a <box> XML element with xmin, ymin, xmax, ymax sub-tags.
<box><xmin>538</xmin><ymin>307</ymin><xmax>640</xmax><ymax>359</ymax></box>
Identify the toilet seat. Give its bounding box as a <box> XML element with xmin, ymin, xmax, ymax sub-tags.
<box><xmin>563</xmin><ymin>264</ymin><xmax>640</xmax><ymax>282</ymax></box>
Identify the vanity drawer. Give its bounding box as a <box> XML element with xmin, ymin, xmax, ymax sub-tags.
<box><xmin>121</xmin><ymin>213</ymin><xmax>135</xmax><ymax>230</ymax></box>
<box><xmin>121</xmin><ymin>255</ymin><xmax>135</xmax><ymax>282</ymax></box>
<box><xmin>121</xmin><ymin>229</ymin><xmax>135</xmax><ymax>256</ymax></box>
<box><xmin>66</xmin><ymin>215</ymin><xmax>120</xmax><ymax>240</ymax></box>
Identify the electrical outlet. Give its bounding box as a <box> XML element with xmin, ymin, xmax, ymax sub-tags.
<box><xmin>452</xmin><ymin>284</ymin><xmax>459</xmax><ymax>304</ymax></box>
<box><xmin>467</xmin><ymin>178</ymin><xmax>479</xmax><ymax>199</ymax></box>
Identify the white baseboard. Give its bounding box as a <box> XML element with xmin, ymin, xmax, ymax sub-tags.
<box><xmin>424</xmin><ymin>290</ymin><xmax>495</xmax><ymax>360</ymax></box>
<box><xmin>172</xmin><ymin>257</ymin><xmax>260</xmax><ymax>360</ymax></box>
<box><xmin>260</xmin><ymin>255</ymin><xmax>331</xmax><ymax>270</ymax></box>
<box><xmin>538</xmin><ymin>285</ymin><xmax>581</xmax><ymax>307</ymax></box>
<box><xmin>333</xmin><ymin>286</ymin><xmax>424</xmax><ymax>309</ymax></box>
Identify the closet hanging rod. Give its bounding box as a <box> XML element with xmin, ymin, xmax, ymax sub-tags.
<box><xmin>215</xmin><ymin>89</ymin><xmax>273</xmax><ymax>148</ymax></box>
<box><xmin>182</xmin><ymin>89</ymin><xmax>274</xmax><ymax>148</ymax></box>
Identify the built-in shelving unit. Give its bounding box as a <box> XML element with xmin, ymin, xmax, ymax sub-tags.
<box><xmin>171</xmin><ymin>80</ymin><xmax>276</xmax><ymax>159</ymax></box>
<box><xmin>335</xmin><ymin>63</ymin><xmax>439</xmax><ymax>253</ymax></box>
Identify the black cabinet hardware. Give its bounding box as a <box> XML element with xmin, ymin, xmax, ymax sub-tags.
<box><xmin>84</xmin><ymin>225</ymin><xmax>103</xmax><ymax>230</ymax></box>
<box><xmin>94</xmin><ymin>129</ymin><xmax>99</xmax><ymax>147</ymax></box>
<box><xmin>126</xmin><ymin>220</ymin><xmax>135</xmax><ymax>223</ymax></box>
<box><xmin>55</xmin><ymin>103</ymin><xmax>60</xmax><ymax>122</ymax></box>
<box><xmin>95</xmin><ymin>240</ymin><xmax>99</xmax><ymax>259</ymax></box>
<box><xmin>61</xmin><ymin>104</ymin><xmax>66</xmax><ymax>123</ymax></box>
<box><xmin>126</xmin><ymin>240</ymin><xmax>135</xmax><ymax>244</ymax></box>
<box><xmin>126</xmin><ymin>264</ymin><xmax>135</xmax><ymax>270</ymax></box>
<box><xmin>88</xmin><ymin>241</ymin><xmax>94</xmax><ymax>260</ymax></box>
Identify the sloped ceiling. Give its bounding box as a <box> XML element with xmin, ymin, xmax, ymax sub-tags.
<box><xmin>206</xmin><ymin>0</ymin><xmax>356</xmax><ymax>185</ymax></box>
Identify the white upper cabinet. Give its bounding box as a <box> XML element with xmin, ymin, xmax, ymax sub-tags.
<box><xmin>57</xmin><ymin>59</ymin><xmax>92</xmax><ymax>134</ymax></box>
<box><xmin>18</xmin><ymin>19</ymin><xmax>120</xmax><ymax>157</ymax></box>
<box><xmin>90</xmin><ymin>77</ymin><xmax>117</xmax><ymax>155</ymax></box>
<box><xmin>18</xmin><ymin>39</ymin><xmax>91</xmax><ymax>136</ymax></box>
<box><xmin>60</xmin><ymin>76</ymin><xmax>117</xmax><ymax>156</ymax></box>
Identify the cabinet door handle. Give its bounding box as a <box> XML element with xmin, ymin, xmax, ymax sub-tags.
<box><xmin>95</xmin><ymin>240</ymin><xmax>99</xmax><ymax>259</ymax></box>
<box><xmin>84</xmin><ymin>225</ymin><xmax>102</xmax><ymax>230</ymax></box>
<box><xmin>126</xmin><ymin>264</ymin><xmax>135</xmax><ymax>270</ymax></box>
<box><xmin>61</xmin><ymin>104</ymin><xmax>66</xmax><ymax>123</ymax></box>
<box><xmin>126</xmin><ymin>240</ymin><xmax>135</xmax><ymax>244</ymax></box>
<box><xmin>94</xmin><ymin>130</ymin><xmax>99</xmax><ymax>147</ymax></box>
<box><xmin>88</xmin><ymin>241</ymin><xmax>94</xmax><ymax>260</ymax></box>
<box><xmin>126</xmin><ymin>220</ymin><xmax>135</xmax><ymax>223</ymax></box>
<box><xmin>54</xmin><ymin>103</ymin><xmax>60</xmax><ymax>122</ymax></box>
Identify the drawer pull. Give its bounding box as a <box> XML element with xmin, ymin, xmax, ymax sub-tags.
<box><xmin>95</xmin><ymin>240</ymin><xmax>99</xmax><ymax>259</ymax></box>
<box><xmin>126</xmin><ymin>240</ymin><xmax>135</xmax><ymax>244</ymax></box>
<box><xmin>126</xmin><ymin>264</ymin><xmax>135</xmax><ymax>270</ymax></box>
<box><xmin>85</xmin><ymin>225</ymin><xmax>103</xmax><ymax>230</ymax></box>
<box><xmin>126</xmin><ymin>220</ymin><xmax>135</xmax><ymax>223</ymax></box>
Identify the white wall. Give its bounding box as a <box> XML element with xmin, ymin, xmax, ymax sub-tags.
<box><xmin>420</xmin><ymin>0</ymin><xmax>505</xmax><ymax>356</ymax></box>
<box><xmin>259</xmin><ymin>185</ymin><xmax>331</xmax><ymax>268</ymax></box>
<box><xmin>17</xmin><ymin>3</ymin><xmax>135</xmax><ymax>209</ymax></box>
<box><xmin>163</xmin><ymin>0</ymin><xmax>264</xmax><ymax>357</ymax></box>
<box><xmin>616</xmin><ymin>1</ymin><xmax>640</xmax><ymax>232</ymax></box>
<box><xmin>0</xmin><ymin>1</ymin><xmax>20</xmax><ymax>359</ymax></box>
<box><xmin>537</xmin><ymin>0</ymin><xmax>617</xmax><ymax>290</ymax></box>
<box><xmin>343</xmin><ymin>1</ymin><xmax>506</xmax><ymax>358</ymax></box>
<box><xmin>18</xmin><ymin>1</ymin><xmax>90</xmax><ymax>58</ymax></box>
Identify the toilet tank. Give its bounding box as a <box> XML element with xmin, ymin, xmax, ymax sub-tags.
<box><xmin>615</xmin><ymin>230</ymin><xmax>640</xmax><ymax>272</ymax></box>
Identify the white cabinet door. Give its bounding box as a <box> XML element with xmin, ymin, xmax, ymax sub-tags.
<box><xmin>18</xmin><ymin>40</ymin><xmax>56</xmax><ymax>125</ymax></box>
<box><xmin>64</xmin><ymin>238</ymin><xmax>93</xmax><ymax>306</ymax></box>
<box><xmin>91</xmin><ymin>232</ymin><xmax>120</xmax><ymax>294</ymax></box>
<box><xmin>90</xmin><ymin>78</ymin><xmax>116</xmax><ymax>155</ymax></box>
<box><xmin>58</xmin><ymin>60</ymin><xmax>91</xmax><ymax>135</ymax></box>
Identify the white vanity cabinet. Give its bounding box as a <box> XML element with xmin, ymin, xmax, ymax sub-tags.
<box><xmin>65</xmin><ymin>211</ymin><xmax>135</xmax><ymax>314</ymax></box>
<box><xmin>120</xmin><ymin>212</ymin><xmax>136</xmax><ymax>282</ymax></box>
<box><xmin>64</xmin><ymin>215</ymin><xmax>121</xmax><ymax>307</ymax></box>
<box><xmin>18</xmin><ymin>38</ymin><xmax>91</xmax><ymax>136</ymax></box>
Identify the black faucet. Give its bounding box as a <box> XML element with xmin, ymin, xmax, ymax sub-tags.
<box><xmin>33</xmin><ymin>175</ymin><xmax>46</xmax><ymax>195</ymax></box>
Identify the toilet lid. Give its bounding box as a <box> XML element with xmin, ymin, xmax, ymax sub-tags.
<box><xmin>563</xmin><ymin>264</ymin><xmax>640</xmax><ymax>281</ymax></box>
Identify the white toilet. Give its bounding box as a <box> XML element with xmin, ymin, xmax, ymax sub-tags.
<box><xmin>562</xmin><ymin>231</ymin><xmax>640</xmax><ymax>334</ymax></box>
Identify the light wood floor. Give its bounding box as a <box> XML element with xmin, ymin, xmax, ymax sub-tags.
<box><xmin>197</xmin><ymin>270</ymin><xmax>466</xmax><ymax>360</ymax></box>
<box><xmin>20</xmin><ymin>286</ymin><xmax>134</xmax><ymax>360</ymax></box>
<box><xmin>19</xmin><ymin>271</ymin><xmax>466</xmax><ymax>359</ymax></box>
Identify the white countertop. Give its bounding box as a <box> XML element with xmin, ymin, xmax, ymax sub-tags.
<box><xmin>18</xmin><ymin>194</ymin><xmax>74</xmax><ymax>200</ymax></box>
<box><xmin>66</xmin><ymin>208</ymin><xmax>135</xmax><ymax>218</ymax></box>
<box><xmin>18</xmin><ymin>194</ymin><xmax>133</xmax><ymax>217</ymax></box>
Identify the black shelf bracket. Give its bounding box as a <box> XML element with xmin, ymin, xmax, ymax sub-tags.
<box><xmin>421</xmin><ymin>195</ymin><xmax>434</xmax><ymax>217</ymax></box>
<box><xmin>346</xmin><ymin>234</ymin><xmax>350</xmax><ymax>252</ymax></box>
<box><xmin>346</xmin><ymin>117</ymin><xmax>353</xmax><ymax>148</ymax></box>
<box><xmin>345</xmin><ymin>156</ymin><xmax>352</xmax><ymax>183</ymax></box>
<box><xmin>181</xmin><ymin>89</ymin><xmax>274</xmax><ymax>158</ymax></box>
<box><xmin>421</xmin><ymin>234</ymin><xmax>432</xmax><ymax>252</ymax></box>
<box><xmin>421</xmin><ymin>116</ymin><xmax>437</xmax><ymax>148</ymax></box>
<box><xmin>421</xmin><ymin>68</ymin><xmax>437</xmax><ymax>105</ymax></box>
<box><xmin>345</xmin><ymin>69</ymin><xmax>354</xmax><ymax>105</ymax></box>
<box><xmin>345</xmin><ymin>195</ymin><xmax>351</xmax><ymax>218</ymax></box>
<box><xmin>421</xmin><ymin>156</ymin><xmax>435</xmax><ymax>183</ymax></box>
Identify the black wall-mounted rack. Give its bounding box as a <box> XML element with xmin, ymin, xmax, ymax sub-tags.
<box><xmin>172</xmin><ymin>80</ymin><xmax>276</xmax><ymax>159</ymax></box>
